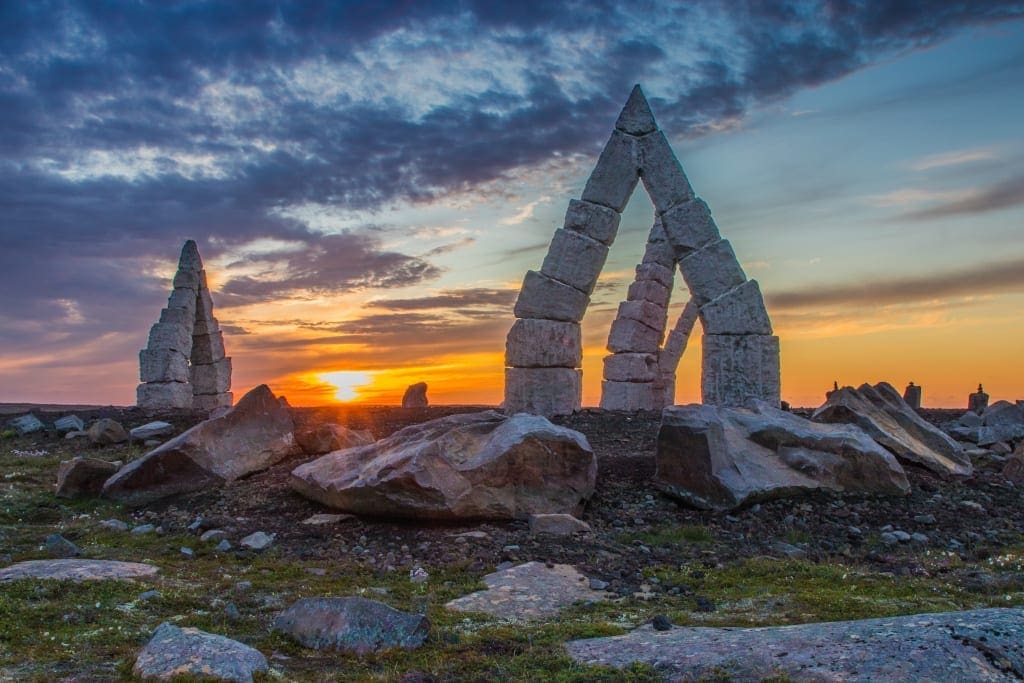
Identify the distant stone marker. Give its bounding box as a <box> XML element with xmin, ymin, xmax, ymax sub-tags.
<box><xmin>505</xmin><ymin>85</ymin><xmax>779</xmax><ymax>416</ymax></box>
<box><xmin>969</xmin><ymin>383</ymin><xmax>989</xmax><ymax>414</ymax></box>
<box><xmin>137</xmin><ymin>240</ymin><xmax>232</xmax><ymax>411</ymax></box>
<box><xmin>903</xmin><ymin>381</ymin><xmax>922</xmax><ymax>409</ymax></box>
<box><xmin>401</xmin><ymin>382</ymin><xmax>428</xmax><ymax>408</ymax></box>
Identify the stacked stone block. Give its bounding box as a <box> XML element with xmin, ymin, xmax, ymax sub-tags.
<box><xmin>137</xmin><ymin>241</ymin><xmax>232</xmax><ymax>411</ymax></box>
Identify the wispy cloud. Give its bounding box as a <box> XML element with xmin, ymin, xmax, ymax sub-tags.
<box><xmin>909</xmin><ymin>146</ymin><xmax>998</xmax><ymax>171</ymax></box>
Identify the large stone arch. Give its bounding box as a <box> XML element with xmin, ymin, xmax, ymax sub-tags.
<box><xmin>504</xmin><ymin>86</ymin><xmax>779</xmax><ymax>416</ymax></box>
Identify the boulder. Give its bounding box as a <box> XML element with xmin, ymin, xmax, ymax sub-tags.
<box><xmin>294</xmin><ymin>423</ymin><xmax>374</xmax><ymax>455</ymax></box>
<box><xmin>813</xmin><ymin>382</ymin><xmax>971</xmax><ymax>477</ymax></box>
<box><xmin>274</xmin><ymin>597</ymin><xmax>429</xmax><ymax>654</ymax></box>
<box><xmin>977</xmin><ymin>400</ymin><xmax>1024</xmax><ymax>446</ymax></box>
<box><xmin>44</xmin><ymin>534</ymin><xmax>81</xmax><ymax>558</ymax></box>
<box><xmin>655</xmin><ymin>400</ymin><xmax>909</xmax><ymax>511</ymax></box>
<box><xmin>0</xmin><ymin>559</ymin><xmax>158</xmax><ymax>581</ymax></box>
<box><xmin>9</xmin><ymin>414</ymin><xmax>44</xmax><ymax>435</ymax></box>
<box><xmin>102</xmin><ymin>385</ymin><xmax>301</xmax><ymax>506</ymax></box>
<box><xmin>129</xmin><ymin>421</ymin><xmax>175</xmax><ymax>441</ymax></box>
<box><xmin>87</xmin><ymin>418</ymin><xmax>129</xmax><ymax>445</ymax></box>
<box><xmin>133</xmin><ymin>622</ymin><xmax>267</xmax><ymax>683</ymax></box>
<box><xmin>402</xmin><ymin>382</ymin><xmax>429</xmax><ymax>408</ymax></box>
<box><xmin>446</xmin><ymin>562</ymin><xmax>608</xmax><ymax>620</ymax></box>
<box><xmin>54</xmin><ymin>415</ymin><xmax>84</xmax><ymax>433</ymax></box>
<box><xmin>290</xmin><ymin>411</ymin><xmax>596</xmax><ymax>520</ymax></box>
<box><xmin>1003</xmin><ymin>453</ymin><xmax>1024</xmax><ymax>484</ymax></box>
<box><xmin>56</xmin><ymin>457</ymin><xmax>120</xmax><ymax>498</ymax></box>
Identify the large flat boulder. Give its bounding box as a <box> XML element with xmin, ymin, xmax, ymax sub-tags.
<box><xmin>103</xmin><ymin>385</ymin><xmax>301</xmax><ymax>506</ymax></box>
<box><xmin>654</xmin><ymin>400</ymin><xmax>909</xmax><ymax>511</ymax></box>
<box><xmin>134</xmin><ymin>622</ymin><xmax>267</xmax><ymax>682</ymax></box>
<box><xmin>290</xmin><ymin>411</ymin><xmax>596</xmax><ymax>520</ymax></box>
<box><xmin>813</xmin><ymin>382</ymin><xmax>971</xmax><ymax>477</ymax></box>
<box><xmin>0</xmin><ymin>559</ymin><xmax>159</xmax><ymax>581</ymax></box>
<box><xmin>273</xmin><ymin>597</ymin><xmax>429</xmax><ymax>654</ymax></box>
<box><xmin>566</xmin><ymin>608</ymin><xmax>1024</xmax><ymax>681</ymax></box>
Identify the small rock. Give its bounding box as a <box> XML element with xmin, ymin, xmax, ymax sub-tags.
<box><xmin>224</xmin><ymin>602</ymin><xmax>241</xmax><ymax>620</ymax></box>
<box><xmin>55</xmin><ymin>457</ymin><xmax>119</xmax><ymax>498</ymax></box>
<box><xmin>771</xmin><ymin>541</ymin><xmax>807</xmax><ymax>560</ymax></box>
<box><xmin>451</xmin><ymin>531</ymin><xmax>489</xmax><ymax>540</ymax></box>
<box><xmin>913</xmin><ymin>514</ymin><xmax>936</xmax><ymax>524</ymax></box>
<box><xmin>991</xmin><ymin>441</ymin><xmax>1013</xmax><ymax>455</ymax></box>
<box><xmin>87</xmin><ymin>418</ymin><xmax>129</xmax><ymax>445</ymax></box>
<box><xmin>273</xmin><ymin>597</ymin><xmax>430</xmax><ymax>653</ymax></box>
<box><xmin>9</xmin><ymin>414</ymin><xmax>45</xmax><ymax>435</ymax></box>
<box><xmin>880</xmin><ymin>532</ymin><xmax>899</xmax><ymax>546</ymax></box>
<box><xmin>892</xmin><ymin>531</ymin><xmax>911</xmax><ymax>543</ymax></box>
<box><xmin>911</xmin><ymin>533</ymin><xmax>929</xmax><ymax>544</ymax></box>
<box><xmin>65</xmin><ymin>430</ymin><xmax>88</xmax><ymax>440</ymax></box>
<box><xmin>589</xmin><ymin>578</ymin><xmax>610</xmax><ymax>591</ymax></box>
<box><xmin>528</xmin><ymin>513</ymin><xmax>591</xmax><ymax>537</ymax></box>
<box><xmin>234</xmin><ymin>581</ymin><xmax>253</xmax><ymax>592</ymax></box>
<box><xmin>129</xmin><ymin>421</ymin><xmax>175</xmax><ymax>441</ymax></box>
<box><xmin>694</xmin><ymin>596</ymin><xmax>715</xmax><ymax>612</ymax></box>
<box><xmin>652</xmin><ymin>615</ymin><xmax>673</xmax><ymax>631</ymax></box>
<box><xmin>302</xmin><ymin>513</ymin><xmax>357</xmax><ymax>526</ymax></box>
<box><xmin>180</xmin><ymin>546</ymin><xmax>195</xmax><ymax>559</ymax></box>
<box><xmin>960</xmin><ymin>500</ymin><xmax>986</xmax><ymax>514</ymax></box>
<box><xmin>409</xmin><ymin>567</ymin><xmax>429</xmax><ymax>584</ymax></box>
<box><xmin>133</xmin><ymin>622</ymin><xmax>268</xmax><ymax>682</ymax></box>
<box><xmin>503</xmin><ymin>545</ymin><xmax>521</xmax><ymax>552</ymax></box>
<box><xmin>200</xmin><ymin>529</ymin><xmax>227</xmax><ymax>543</ymax></box>
<box><xmin>44</xmin><ymin>534</ymin><xmax>81</xmax><ymax>558</ymax></box>
<box><xmin>847</xmin><ymin>526</ymin><xmax>863</xmax><ymax>537</ymax></box>
<box><xmin>143</xmin><ymin>439</ymin><xmax>161</xmax><ymax>447</ymax></box>
<box><xmin>187</xmin><ymin>518</ymin><xmax>203</xmax><ymax>533</ymax></box>
<box><xmin>139</xmin><ymin>590</ymin><xmax>161</xmax><ymax>601</ymax></box>
<box><xmin>99</xmin><ymin>519</ymin><xmax>129</xmax><ymax>532</ymax></box>
<box><xmin>54</xmin><ymin>415</ymin><xmax>85</xmax><ymax>433</ymax></box>
<box><xmin>131</xmin><ymin>524</ymin><xmax>156</xmax><ymax>535</ymax></box>
<box><xmin>880</xmin><ymin>524</ymin><xmax>894</xmax><ymax>532</ymax></box>
<box><xmin>215</xmin><ymin>540</ymin><xmax>232</xmax><ymax>552</ymax></box>
<box><xmin>240</xmin><ymin>531</ymin><xmax>274</xmax><ymax>550</ymax></box>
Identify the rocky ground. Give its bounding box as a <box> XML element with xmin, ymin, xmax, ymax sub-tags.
<box><xmin>2</xmin><ymin>404</ymin><xmax>1023</xmax><ymax>681</ymax></box>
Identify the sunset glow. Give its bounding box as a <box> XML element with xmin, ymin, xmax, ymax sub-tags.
<box><xmin>319</xmin><ymin>371</ymin><xmax>375</xmax><ymax>403</ymax></box>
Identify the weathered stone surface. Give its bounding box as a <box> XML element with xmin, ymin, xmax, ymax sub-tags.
<box><xmin>603</xmin><ymin>353</ymin><xmax>658</xmax><ymax>383</ymax></box>
<box><xmin>195</xmin><ymin>286</ymin><xmax>216</xmax><ymax>322</ymax></box>
<box><xmin>581</xmin><ymin>129</ymin><xmax>639</xmax><ymax>212</ymax></box>
<box><xmin>290</xmin><ymin>411</ymin><xmax>595</xmax><ymax>520</ymax></box>
<box><xmin>1003</xmin><ymin>453</ymin><xmax>1024</xmax><ymax>483</ymax></box>
<box><xmin>147</xmin><ymin>322</ymin><xmax>193</xmax><ymax>355</ymax></box>
<box><xmin>505</xmin><ymin>319</ymin><xmax>582</xmax><ymax>368</ymax></box>
<box><xmin>137</xmin><ymin>382</ymin><xmax>194</xmax><ymax>410</ymax></box>
<box><xmin>615</xmin><ymin>300</ymin><xmax>668</xmax><ymax>331</ymax></box>
<box><xmin>172</xmin><ymin>267</ymin><xmax>203</xmax><ymax>290</ymax></box>
<box><xmin>969</xmin><ymin>385</ymin><xmax>990</xmax><ymax>413</ymax></box>
<box><xmin>982</xmin><ymin>400</ymin><xmax>1024</xmax><ymax>426</ymax></box>
<box><xmin>158</xmin><ymin>306</ymin><xmax>192</xmax><ymax>326</ymax></box>
<box><xmin>105</xmin><ymin>385</ymin><xmax>301</xmax><ymax>506</ymax></box>
<box><xmin>240</xmin><ymin>531</ymin><xmax>274</xmax><ymax>550</ymax></box>
<box><xmin>0</xmin><ymin>559</ymin><xmax>159</xmax><ymax>581</ymax></box>
<box><xmin>563</xmin><ymin>199</ymin><xmax>620</xmax><ymax>246</ymax></box>
<box><xmin>701</xmin><ymin>334</ymin><xmax>780</xmax><ymax>407</ymax></box>
<box><xmin>661</xmin><ymin>197</ymin><xmax>721</xmax><ymax>256</ymax></box>
<box><xmin>190</xmin><ymin>357</ymin><xmax>232</xmax><ymax>395</ymax></box>
<box><xmin>193</xmin><ymin>317</ymin><xmax>219</xmax><ymax>336</ymax></box>
<box><xmin>402</xmin><ymin>382</ymin><xmax>429</xmax><ymax>408</ymax></box>
<box><xmin>9</xmin><ymin>413</ymin><xmax>45</xmax><ymax>435</ymax></box>
<box><xmin>190</xmin><ymin>331</ymin><xmax>226</xmax><ymax>365</ymax></box>
<box><xmin>813</xmin><ymin>382</ymin><xmax>972</xmax><ymax>477</ymax></box>
<box><xmin>45</xmin><ymin>533</ymin><xmax>81</xmax><ymax>558</ymax></box>
<box><xmin>274</xmin><ymin>597</ymin><xmax>429</xmax><ymax>654</ymax></box>
<box><xmin>139</xmin><ymin>348</ymin><xmax>189</xmax><ymax>383</ymax></box>
<box><xmin>566</xmin><ymin>608</ymin><xmax>1024</xmax><ymax>682</ymax></box>
<box><xmin>528</xmin><ymin>513</ymin><xmax>591</xmax><ymax>536</ymax></box>
<box><xmin>514</xmin><ymin>270</ymin><xmax>590</xmax><ymax>322</ymax></box>
<box><xmin>904</xmin><ymin>382</ymin><xmax>922</xmax><ymax>410</ymax></box>
<box><xmin>193</xmin><ymin>393</ymin><xmax>233</xmax><ymax>412</ymax></box>
<box><xmin>641</xmin><ymin>219</ymin><xmax>676</xmax><ymax>269</ymax></box>
<box><xmin>639</xmin><ymin>129</ymin><xmax>694</xmax><ymax>213</ymax></box>
<box><xmin>655</xmin><ymin>400</ymin><xmax>909</xmax><ymax>511</ymax></box>
<box><xmin>540</xmin><ymin>229</ymin><xmax>609</xmax><ymax>295</ymax></box>
<box><xmin>130</xmin><ymin>421</ymin><xmax>174</xmax><ymax>441</ymax></box>
<box><xmin>679</xmin><ymin>239</ymin><xmax>747</xmax><ymax>305</ymax></box>
<box><xmin>446</xmin><ymin>562</ymin><xmax>607</xmax><ymax>620</ymax></box>
<box><xmin>978</xmin><ymin>424</ymin><xmax>1024</xmax><ymax>448</ymax></box>
<box><xmin>134</xmin><ymin>622</ymin><xmax>267</xmax><ymax>683</ymax></box>
<box><xmin>661</xmin><ymin>301</ymin><xmax>700</xmax><ymax>366</ymax></box>
<box><xmin>627</xmin><ymin>278</ymin><xmax>671</xmax><ymax>309</ymax></box>
<box><xmin>295</xmin><ymin>423</ymin><xmax>374</xmax><ymax>456</ymax></box>
<box><xmin>54</xmin><ymin>415</ymin><xmax>84</xmax><ymax>433</ymax></box>
<box><xmin>600</xmin><ymin>380</ymin><xmax>661</xmax><ymax>411</ymax></box>
<box><xmin>88</xmin><ymin>418</ymin><xmax>129</xmax><ymax>445</ymax></box>
<box><xmin>178</xmin><ymin>239</ymin><xmax>203</xmax><ymax>271</ymax></box>
<box><xmin>959</xmin><ymin>410</ymin><xmax>984</xmax><ymax>428</ymax></box>
<box><xmin>504</xmin><ymin>367</ymin><xmax>582</xmax><ymax>417</ymax></box>
<box><xmin>56</xmin><ymin>457</ymin><xmax>119</xmax><ymax>498</ymax></box>
<box><xmin>635</xmin><ymin>262</ymin><xmax>673</xmax><ymax>289</ymax></box>
<box><xmin>166</xmin><ymin>287</ymin><xmax>197</xmax><ymax>317</ymax></box>
<box><xmin>699</xmin><ymin>280</ymin><xmax>773</xmax><ymax>335</ymax></box>
<box><xmin>614</xmin><ymin>84</ymin><xmax>657</xmax><ymax>136</ymax></box>
<box><xmin>607</xmin><ymin>318</ymin><xmax>663</xmax><ymax>354</ymax></box>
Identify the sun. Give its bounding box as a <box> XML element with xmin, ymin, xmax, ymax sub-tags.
<box><xmin>319</xmin><ymin>371</ymin><xmax>374</xmax><ymax>402</ymax></box>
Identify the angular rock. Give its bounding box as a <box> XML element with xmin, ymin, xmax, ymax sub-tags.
<box><xmin>540</xmin><ymin>229</ymin><xmax>609</xmax><ymax>295</ymax></box>
<box><xmin>903</xmin><ymin>382</ymin><xmax>922</xmax><ymax>409</ymax></box>
<box><xmin>655</xmin><ymin>400</ymin><xmax>910</xmax><ymax>511</ymax></box>
<box><xmin>45</xmin><ymin>534</ymin><xmax>81</xmax><ymax>558</ymax></box>
<box><xmin>513</xmin><ymin>270</ymin><xmax>590</xmax><ymax>322</ymax></box>
<box><xmin>581</xmin><ymin>129</ymin><xmax>639</xmax><ymax>212</ymax></box>
<box><xmin>190</xmin><ymin>357</ymin><xmax>232</xmax><ymax>395</ymax></box>
<box><xmin>137</xmin><ymin>382</ymin><xmax>194</xmax><ymax>410</ymax></box>
<box><xmin>193</xmin><ymin>392</ymin><xmax>233</xmax><ymax>412</ymax></box>
<box><xmin>446</xmin><ymin>562</ymin><xmax>607</xmax><ymax>620</ymax></box>
<box><xmin>635</xmin><ymin>262</ymin><xmax>674</xmax><ymax>289</ymax></box>
<box><xmin>978</xmin><ymin>424</ymin><xmax>1024</xmax><ymax>447</ymax></box>
<box><xmin>639</xmin><ymin>129</ymin><xmax>694</xmax><ymax>213</ymax></box>
<box><xmin>566</xmin><ymin>608</ymin><xmax>1024</xmax><ymax>682</ymax></box>
<box><xmin>87</xmin><ymin>418</ymin><xmax>129</xmax><ymax>445</ymax></box>
<box><xmin>139</xmin><ymin>348</ymin><xmax>189</xmax><ymax>383</ymax></box>
<box><xmin>191</xmin><ymin>331</ymin><xmax>226</xmax><ymax>365</ymax></box>
<box><xmin>661</xmin><ymin>301</ymin><xmax>700</xmax><ymax>366</ymax></box>
<box><xmin>615</xmin><ymin>300</ymin><xmax>668</xmax><ymax>332</ymax></box>
<box><xmin>529</xmin><ymin>513</ymin><xmax>591</xmax><ymax>536</ymax></box>
<box><xmin>274</xmin><ymin>597</ymin><xmax>428</xmax><ymax>654</ymax></box>
<box><xmin>193</xmin><ymin>317</ymin><xmax>219</xmax><ymax>336</ymax></box>
<box><xmin>1003</xmin><ymin>453</ymin><xmax>1024</xmax><ymax>484</ymax></box>
<box><xmin>9</xmin><ymin>414</ymin><xmax>44</xmax><ymax>435</ymax></box>
<box><xmin>240</xmin><ymin>531</ymin><xmax>274</xmax><ymax>550</ymax></box>
<box><xmin>130</xmin><ymin>421</ymin><xmax>175</xmax><ymax>441</ymax></box>
<box><xmin>603</xmin><ymin>353</ymin><xmax>659</xmax><ymax>383</ymax></box>
<box><xmin>290</xmin><ymin>411</ymin><xmax>595</xmax><ymax>520</ymax></box>
<box><xmin>702</xmin><ymin>334</ymin><xmax>780</xmax><ymax>407</ymax></box>
<box><xmin>104</xmin><ymin>385</ymin><xmax>302</xmax><ymax>506</ymax></box>
<box><xmin>56</xmin><ymin>456</ymin><xmax>119</xmax><ymax>498</ymax></box>
<box><xmin>600</xmin><ymin>380</ymin><xmax>663</xmax><ymax>411</ymax></box>
<box><xmin>295</xmin><ymin>423</ymin><xmax>374</xmax><ymax>456</ymax></box>
<box><xmin>172</xmin><ymin>267</ymin><xmax>203</xmax><ymax>290</ymax></box>
<box><xmin>983</xmin><ymin>400</ymin><xmax>1024</xmax><ymax>425</ymax></box>
<box><xmin>0</xmin><ymin>559</ymin><xmax>159</xmax><ymax>581</ymax></box>
<box><xmin>166</xmin><ymin>287</ymin><xmax>197</xmax><ymax>318</ymax></box>
<box><xmin>699</xmin><ymin>280</ymin><xmax>773</xmax><ymax>335</ymax></box>
<box><xmin>146</xmin><ymin>322</ymin><xmax>193</xmax><ymax>355</ymax></box>
<box><xmin>661</xmin><ymin>197</ymin><xmax>721</xmax><ymax>256</ymax></box>
<box><xmin>505</xmin><ymin>319</ymin><xmax>581</xmax><ymax>368</ymax></box>
<box><xmin>958</xmin><ymin>411</ymin><xmax>984</xmax><ymax>428</ymax></box>
<box><xmin>607</xmin><ymin>317</ymin><xmax>663</xmax><ymax>354</ymax></box>
<box><xmin>679</xmin><ymin>239</ymin><xmax>747</xmax><ymax>306</ymax></box>
<box><xmin>402</xmin><ymin>382</ymin><xmax>429</xmax><ymax>408</ymax></box>
<box><xmin>54</xmin><ymin>415</ymin><xmax>84</xmax><ymax>433</ymax></box>
<box><xmin>813</xmin><ymin>382</ymin><xmax>972</xmax><ymax>477</ymax></box>
<box><xmin>504</xmin><ymin>367</ymin><xmax>581</xmax><ymax>417</ymax></box>
<box><xmin>563</xmin><ymin>199</ymin><xmax>620</xmax><ymax>246</ymax></box>
<box><xmin>627</xmin><ymin>278</ymin><xmax>670</xmax><ymax>309</ymax></box>
<box><xmin>133</xmin><ymin>622</ymin><xmax>267</xmax><ymax>683</ymax></box>
<box><xmin>614</xmin><ymin>84</ymin><xmax>657</xmax><ymax>136</ymax></box>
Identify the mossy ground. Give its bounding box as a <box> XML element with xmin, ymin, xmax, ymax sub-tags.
<box><xmin>2</xmin><ymin>411</ymin><xmax>1023</xmax><ymax>682</ymax></box>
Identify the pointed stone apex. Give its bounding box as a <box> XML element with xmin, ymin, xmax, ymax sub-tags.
<box><xmin>615</xmin><ymin>85</ymin><xmax>657</xmax><ymax>136</ymax></box>
<box><xmin>178</xmin><ymin>240</ymin><xmax>203</xmax><ymax>272</ymax></box>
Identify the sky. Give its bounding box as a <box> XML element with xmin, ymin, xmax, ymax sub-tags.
<box><xmin>1</xmin><ymin>1</ymin><xmax>1023</xmax><ymax>409</ymax></box>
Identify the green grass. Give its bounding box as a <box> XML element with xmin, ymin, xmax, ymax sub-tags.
<box><xmin>618</xmin><ymin>524</ymin><xmax>714</xmax><ymax>547</ymax></box>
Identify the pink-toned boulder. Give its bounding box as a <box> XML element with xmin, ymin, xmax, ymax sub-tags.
<box><xmin>56</xmin><ymin>457</ymin><xmax>120</xmax><ymax>498</ymax></box>
<box><xmin>295</xmin><ymin>423</ymin><xmax>374</xmax><ymax>456</ymax></box>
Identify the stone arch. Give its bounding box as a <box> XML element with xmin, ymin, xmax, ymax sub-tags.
<box><xmin>504</xmin><ymin>85</ymin><xmax>779</xmax><ymax>416</ymax></box>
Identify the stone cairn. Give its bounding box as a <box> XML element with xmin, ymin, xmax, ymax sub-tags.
<box><xmin>137</xmin><ymin>241</ymin><xmax>232</xmax><ymax>411</ymax></box>
<box><xmin>505</xmin><ymin>85</ymin><xmax>779</xmax><ymax>416</ymax></box>
<box><xmin>968</xmin><ymin>384</ymin><xmax>989</xmax><ymax>414</ymax></box>
<box><xmin>903</xmin><ymin>381</ymin><xmax>922</xmax><ymax>410</ymax></box>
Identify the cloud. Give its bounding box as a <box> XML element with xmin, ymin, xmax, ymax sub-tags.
<box><xmin>369</xmin><ymin>288</ymin><xmax>518</xmax><ymax>311</ymax></box>
<box><xmin>766</xmin><ymin>256</ymin><xmax>1024</xmax><ymax>309</ymax></box>
<box><xmin>894</xmin><ymin>174</ymin><xmax>1024</xmax><ymax>221</ymax></box>
<box><xmin>909</xmin><ymin>147</ymin><xmax>999</xmax><ymax>171</ymax></box>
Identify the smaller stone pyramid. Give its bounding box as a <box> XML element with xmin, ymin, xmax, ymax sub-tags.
<box><xmin>137</xmin><ymin>241</ymin><xmax>232</xmax><ymax>411</ymax></box>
